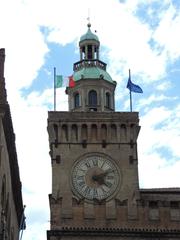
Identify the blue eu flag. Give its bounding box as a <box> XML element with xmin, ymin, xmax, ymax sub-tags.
<box><xmin>127</xmin><ymin>74</ymin><xmax>143</xmax><ymax>93</ymax></box>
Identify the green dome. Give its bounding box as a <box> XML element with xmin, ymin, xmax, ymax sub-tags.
<box><xmin>80</xmin><ymin>23</ymin><xmax>99</xmax><ymax>42</ymax></box>
<box><xmin>73</xmin><ymin>67</ymin><xmax>114</xmax><ymax>83</ymax></box>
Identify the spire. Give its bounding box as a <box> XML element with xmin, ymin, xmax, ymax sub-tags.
<box><xmin>0</xmin><ymin>48</ymin><xmax>7</xmax><ymax>104</ymax></box>
<box><xmin>73</xmin><ymin>24</ymin><xmax>114</xmax><ymax>83</ymax></box>
<box><xmin>80</xmin><ymin>23</ymin><xmax>99</xmax><ymax>43</ymax></box>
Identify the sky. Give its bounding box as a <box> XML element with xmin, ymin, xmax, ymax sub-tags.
<box><xmin>0</xmin><ymin>0</ymin><xmax>180</xmax><ymax>239</ymax></box>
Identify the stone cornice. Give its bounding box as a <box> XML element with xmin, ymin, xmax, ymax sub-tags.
<box><xmin>48</xmin><ymin>111</ymin><xmax>139</xmax><ymax>123</ymax></box>
<box><xmin>47</xmin><ymin>227</ymin><xmax>180</xmax><ymax>238</ymax></box>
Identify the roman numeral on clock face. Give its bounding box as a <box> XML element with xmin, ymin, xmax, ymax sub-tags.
<box><xmin>93</xmin><ymin>188</ymin><xmax>98</xmax><ymax>198</ymax></box>
<box><xmin>77</xmin><ymin>180</ymin><xmax>85</xmax><ymax>187</ymax></box>
<box><xmin>85</xmin><ymin>161</ymin><xmax>91</xmax><ymax>168</ymax></box>
<box><xmin>77</xmin><ymin>175</ymin><xmax>84</xmax><ymax>181</ymax></box>
<box><xmin>104</xmin><ymin>181</ymin><xmax>113</xmax><ymax>188</ymax></box>
<box><xmin>92</xmin><ymin>158</ymin><xmax>98</xmax><ymax>166</ymax></box>
<box><xmin>83</xmin><ymin>186</ymin><xmax>91</xmax><ymax>196</ymax></box>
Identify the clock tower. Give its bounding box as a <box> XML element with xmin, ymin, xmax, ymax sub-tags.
<box><xmin>47</xmin><ymin>23</ymin><xmax>140</xmax><ymax>238</ymax></box>
<box><xmin>47</xmin><ymin>24</ymin><xmax>180</xmax><ymax>240</ymax></box>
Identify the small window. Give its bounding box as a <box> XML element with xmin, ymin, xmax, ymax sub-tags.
<box><xmin>106</xmin><ymin>92</ymin><xmax>111</xmax><ymax>108</ymax></box>
<box><xmin>74</xmin><ymin>93</ymin><xmax>80</xmax><ymax>108</ymax></box>
<box><xmin>149</xmin><ymin>201</ymin><xmax>158</xmax><ymax>208</ymax></box>
<box><xmin>170</xmin><ymin>201</ymin><xmax>179</xmax><ymax>209</ymax></box>
<box><xmin>89</xmin><ymin>90</ymin><xmax>97</xmax><ymax>106</ymax></box>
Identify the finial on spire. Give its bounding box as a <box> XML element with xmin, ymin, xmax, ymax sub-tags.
<box><xmin>87</xmin><ymin>22</ymin><xmax>91</xmax><ymax>28</ymax></box>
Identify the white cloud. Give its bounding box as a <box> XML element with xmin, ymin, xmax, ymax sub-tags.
<box><xmin>0</xmin><ymin>0</ymin><xmax>49</xmax><ymax>95</ymax></box>
<box><xmin>138</xmin><ymin>93</ymin><xmax>175</xmax><ymax>107</ymax></box>
<box><xmin>22</xmin><ymin>221</ymin><xmax>49</xmax><ymax>240</ymax></box>
<box><xmin>139</xmin><ymin>152</ymin><xmax>180</xmax><ymax>188</ymax></box>
<box><xmin>138</xmin><ymin>104</ymin><xmax>180</xmax><ymax>187</ymax></box>
<box><xmin>153</xmin><ymin>3</ymin><xmax>180</xmax><ymax>61</ymax></box>
<box><xmin>156</xmin><ymin>80</ymin><xmax>171</xmax><ymax>90</ymax></box>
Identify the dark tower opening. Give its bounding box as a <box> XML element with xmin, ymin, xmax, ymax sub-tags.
<box><xmin>74</xmin><ymin>93</ymin><xmax>80</xmax><ymax>108</ymax></box>
<box><xmin>105</xmin><ymin>92</ymin><xmax>111</xmax><ymax>109</ymax></box>
<box><xmin>87</xmin><ymin>45</ymin><xmax>92</xmax><ymax>59</ymax></box>
<box><xmin>88</xmin><ymin>90</ymin><xmax>97</xmax><ymax>111</ymax></box>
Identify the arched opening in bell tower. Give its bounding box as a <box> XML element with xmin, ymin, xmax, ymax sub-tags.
<box><xmin>88</xmin><ymin>90</ymin><xmax>97</xmax><ymax>108</ymax></box>
<box><xmin>74</xmin><ymin>93</ymin><xmax>80</xmax><ymax>108</ymax></box>
<box><xmin>105</xmin><ymin>92</ymin><xmax>111</xmax><ymax>109</ymax></box>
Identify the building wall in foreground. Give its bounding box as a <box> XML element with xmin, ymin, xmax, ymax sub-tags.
<box><xmin>0</xmin><ymin>48</ymin><xmax>24</xmax><ymax>240</ymax></box>
<box><xmin>0</xmin><ymin>114</ymin><xmax>19</xmax><ymax>240</ymax></box>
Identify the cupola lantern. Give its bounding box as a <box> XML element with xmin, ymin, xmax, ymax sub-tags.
<box><xmin>67</xmin><ymin>23</ymin><xmax>116</xmax><ymax>112</ymax></box>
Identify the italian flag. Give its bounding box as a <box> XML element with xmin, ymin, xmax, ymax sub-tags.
<box><xmin>55</xmin><ymin>75</ymin><xmax>75</xmax><ymax>88</ymax></box>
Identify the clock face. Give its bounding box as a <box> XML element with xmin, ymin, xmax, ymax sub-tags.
<box><xmin>71</xmin><ymin>155</ymin><xmax>120</xmax><ymax>201</ymax></box>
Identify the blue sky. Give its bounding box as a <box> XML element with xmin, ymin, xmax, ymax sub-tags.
<box><xmin>0</xmin><ymin>0</ymin><xmax>180</xmax><ymax>239</ymax></box>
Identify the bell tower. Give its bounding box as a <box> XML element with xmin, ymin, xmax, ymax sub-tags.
<box><xmin>68</xmin><ymin>23</ymin><xmax>116</xmax><ymax>113</ymax></box>
<box><xmin>47</xmin><ymin>24</ymin><xmax>141</xmax><ymax>239</ymax></box>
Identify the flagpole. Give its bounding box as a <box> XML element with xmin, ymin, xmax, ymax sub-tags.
<box><xmin>130</xmin><ymin>89</ymin><xmax>132</xmax><ymax>112</ymax></box>
<box><xmin>129</xmin><ymin>69</ymin><xmax>132</xmax><ymax>112</ymax></box>
<box><xmin>18</xmin><ymin>205</ymin><xmax>26</xmax><ymax>240</ymax></box>
<box><xmin>54</xmin><ymin>67</ymin><xmax>56</xmax><ymax>111</ymax></box>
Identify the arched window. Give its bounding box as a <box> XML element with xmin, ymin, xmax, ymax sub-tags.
<box><xmin>62</xmin><ymin>125</ymin><xmax>68</xmax><ymax>141</ymax></box>
<box><xmin>91</xmin><ymin>124</ymin><xmax>97</xmax><ymax>141</ymax></box>
<box><xmin>71</xmin><ymin>124</ymin><xmax>78</xmax><ymax>141</ymax></box>
<box><xmin>101</xmin><ymin>124</ymin><xmax>107</xmax><ymax>140</ymax></box>
<box><xmin>88</xmin><ymin>90</ymin><xmax>97</xmax><ymax>106</ymax></box>
<box><xmin>121</xmin><ymin>124</ymin><xmax>127</xmax><ymax>141</ymax></box>
<box><xmin>106</xmin><ymin>92</ymin><xmax>111</xmax><ymax>108</ymax></box>
<box><xmin>74</xmin><ymin>93</ymin><xmax>80</xmax><ymax>108</ymax></box>
<box><xmin>53</xmin><ymin>124</ymin><xmax>58</xmax><ymax>143</ymax></box>
<box><xmin>111</xmin><ymin>124</ymin><xmax>117</xmax><ymax>141</ymax></box>
<box><xmin>81</xmin><ymin>124</ymin><xmax>88</xmax><ymax>140</ymax></box>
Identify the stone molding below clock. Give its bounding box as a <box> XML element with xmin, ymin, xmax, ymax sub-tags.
<box><xmin>61</xmin><ymin>196</ymin><xmax>73</xmax><ymax>219</ymax></box>
<box><xmin>84</xmin><ymin>202</ymin><xmax>95</xmax><ymax>219</ymax></box>
<box><xmin>106</xmin><ymin>199</ymin><xmax>116</xmax><ymax>219</ymax></box>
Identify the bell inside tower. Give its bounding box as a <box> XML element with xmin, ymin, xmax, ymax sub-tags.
<box><xmin>81</xmin><ymin>44</ymin><xmax>98</xmax><ymax>60</ymax></box>
<box><xmin>87</xmin><ymin>45</ymin><xmax>92</xmax><ymax>59</ymax></box>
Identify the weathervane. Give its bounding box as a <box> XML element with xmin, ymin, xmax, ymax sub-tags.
<box><xmin>87</xmin><ymin>8</ymin><xmax>97</xmax><ymax>33</ymax></box>
<box><xmin>87</xmin><ymin>8</ymin><xmax>91</xmax><ymax>24</ymax></box>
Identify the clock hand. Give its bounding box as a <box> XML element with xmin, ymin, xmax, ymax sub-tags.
<box><xmin>92</xmin><ymin>169</ymin><xmax>114</xmax><ymax>182</ymax></box>
<box><xmin>92</xmin><ymin>174</ymin><xmax>104</xmax><ymax>185</ymax></box>
<box><xmin>96</xmin><ymin>169</ymin><xmax>114</xmax><ymax>178</ymax></box>
<box><xmin>92</xmin><ymin>174</ymin><xmax>108</xmax><ymax>185</ymax></box>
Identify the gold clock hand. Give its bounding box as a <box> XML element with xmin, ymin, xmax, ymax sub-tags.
<box><xmin>92</xmin><ymin>174</ymin><xmax>104</xmax><ymax>185</ymax></box>
<box><xmin>97</xmin><ymin>169</ymin><xmax>114</xmax><ymax>178</ymax></box>
<box><xmin>92</xmin><ymin>169</ymin><xmax>114</xmax><ymax>184</ymax></box>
